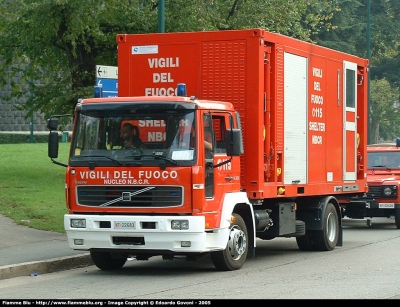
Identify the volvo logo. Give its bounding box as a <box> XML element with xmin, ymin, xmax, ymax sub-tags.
<box><xmin>122</xmin><ymin>192</ymin><xmax>131</xmax><ymax>201</ymax></box>
<box><xmin>99</xmin><ymin>186</ymin><xmax>155</xmax><ymax>207</ymax></box>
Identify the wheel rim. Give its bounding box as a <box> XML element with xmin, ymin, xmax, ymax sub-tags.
<box><xmin>326</xmin><ymin>211</ymin><xmax>337</xmax><ymax>243</ymax></box>
<box><xmin>227</xmin><ymin>225</ymin><xmax>247</xmax><ymax>260</ymax></box>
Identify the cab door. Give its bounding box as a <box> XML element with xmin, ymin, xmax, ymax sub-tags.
<box><xmin>205</xmin><ymin>112</ymin><xmax>241</xmax><ymax>200</ymax></box>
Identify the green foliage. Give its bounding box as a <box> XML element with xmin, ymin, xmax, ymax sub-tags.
<box><xmin>369</xmin><ymin>78</ymin><xmax>400</xmax><ymax>143</ymax></box>
<box><xmin>309</xmin><ymin>0</ymin><xmax>364</xmax><ymax>55</ymax></box>
<box><xmin>0</xmin><ymin>133</ymin><xmax>49</xmax><ymax>144</ymax></box>
<box><xmin>0</xmin><ymin>143</ymin><xmax>70</xmax><ymax>233</ymax></box>
<box><xmin>162</xmin><ymin>0</ymin><xmax>333</xmax><ymax>41</ymax></box>
<box><xmin>0</xmin><ymin>133</ymin><xmax>70</xmax><ymax>144</ymax></box>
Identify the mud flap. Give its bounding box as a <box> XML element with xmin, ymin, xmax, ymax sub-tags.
<box><xmin>337</xmin><ymin>222</ymin><xmax>343</xmax><ymax>246</ymax></box>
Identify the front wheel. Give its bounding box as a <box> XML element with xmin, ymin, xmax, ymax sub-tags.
<box><xmin>90</xmin><ymin>250</ymin><xmax>127</xmax><ymax>270</ymax></box>
<box><xmin>211</xmin><ymin>213</ymin><xmax>248</xmax><ymax>271</ymax></box>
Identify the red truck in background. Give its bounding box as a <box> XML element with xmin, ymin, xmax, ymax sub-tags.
<box><xmin>342</xmin><ymin>140</ymin><xmax>400</xmax><ymax>228</ymax></box>
<box><xmin>47</xmin><ymin>28</ymin><xmax>369</xmax><ymax>271</ymax></box>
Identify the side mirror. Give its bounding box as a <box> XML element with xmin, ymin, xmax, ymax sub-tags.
<box><xmin>225</xmin><ymin>129</ymin><xmax>242</xmax><ymax>156</ymax></box>
<box><xmin>48</xmin><ymin>131</ymin><xmax>59</xmax><ymax>158</ymax></box>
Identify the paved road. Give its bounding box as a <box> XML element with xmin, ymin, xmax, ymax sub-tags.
<box><xmin>0</xmin><ymin>216</ymin><xmax>399</xmax><ymax>299</ymax></box>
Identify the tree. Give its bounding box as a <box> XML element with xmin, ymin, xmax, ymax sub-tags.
<box><xmin>368</xmin><ymin>0</ymin><xmax>400</xmax><ymax>89</ymax></box>
<box><xmin>162</xmin><ymin>0</ymin><xmax>336</xmax><ymax>41</ymax></box>
<box><xmin>0</xmin><ymin>0</ymin><xmax>158</xmax><ymax>120</ymax></box>
<box><xmin>309</xmin><ymin>0</ymin><xmax>365</xmax><ymax>55</ymax></box>
<box><xmin>369</xmin><ymin>78</ymin><xmax>400</xmax><ymax>143</ymax></box>
<box><xmin>0</xmin><ymin>0</ymin><xmax>341</xmax><ymax>120</ymax></box>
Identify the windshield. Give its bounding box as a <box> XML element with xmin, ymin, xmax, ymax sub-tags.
<box><xmin>70</xmin><ymin>102</ymin><xmax>197</xmax><ymax>167</ymax></box>
<box><xmin>368</xmin><ymin>151</ymin><xmax>400</xmax><ymax>168</ymax></box>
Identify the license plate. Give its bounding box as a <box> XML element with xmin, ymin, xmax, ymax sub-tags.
<box><xmin>379</xmin><ymin>203</ymin><xmax>394</xmax><ymax>209</ymax></box>
<box><xmin>114</xmin><ymin>221</ymin><xmax>136</xmax><ymax>229</ymax></box>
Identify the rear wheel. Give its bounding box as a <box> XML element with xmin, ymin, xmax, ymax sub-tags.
<box><xmin>296</xmin><ymin>203</ymin><xmax>339</xmax><ymax>251</ymax></box>
<box><xmin>312</xmin><ymin>203</ymin><xmax>339</xmax><ymax>251</ymax></box>
<box><xmin>211</xmin><ymin>213</ymin><xmax>248</xmax><ymax>271</ymax></box>
<box><xmin>90</xmin><ymin>251</ymin><xmax>127</xmax><ymax>270</ymax></box>
<box><xmin>395</xmin><ymin>208</ymin><xmax>400</xmax><ymax>229</ymax></box>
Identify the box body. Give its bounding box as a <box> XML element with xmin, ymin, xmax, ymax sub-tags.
<box><xmin>117</xmin><ymin>29</ymin><xmax>368</xmax><ymax>200</ymax></box>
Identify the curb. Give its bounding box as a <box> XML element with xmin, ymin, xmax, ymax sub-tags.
<box><xmin>0</xmin><ymin>253</ymin><xmax>93</xmax><ymax>280</ymax></box>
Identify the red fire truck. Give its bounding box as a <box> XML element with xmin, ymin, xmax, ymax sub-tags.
<box><xmin>48</xmin><ymin>28</ymin><xmax>369</xmax><ymax>271</ymax></box>
<box><xmin>342</xmin><ymin>141</ymin><xmax>400</xmax><ymax>228</ymax></box>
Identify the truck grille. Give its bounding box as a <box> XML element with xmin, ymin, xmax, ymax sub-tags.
<box><xmin>367</xmin><ymin>186</ymin><xmax>382</xmax><ymax>198</ymax></box>
<box><xmin>76</xmin><ymin>186</ymin><xmax>183</xmax><ymax>208</ymax></box>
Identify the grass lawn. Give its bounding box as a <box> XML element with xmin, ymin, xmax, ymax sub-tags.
<box><xmin>0</xmin><ymin>142</ymin><xmax>70</xmax><ymax>233</ymax></box>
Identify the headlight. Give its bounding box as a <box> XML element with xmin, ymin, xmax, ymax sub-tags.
<box><xmin>383</xmin><ymin>187</ymin><xmax>392</xmax><ymax>196</ymax></box>
<box><xmin>70</xmin><ymin>219</ymin><xmax>86</xmax><ymax>228</ymax></box>
<box><xmin>171</xmin><ymin>220</ymin><xmax>189</xmax><ymax>230</ymax></box>
<box><xmin>382</xmin><ymin>185</ymin><xmax>398</xmax><ymax>198</ymax></box>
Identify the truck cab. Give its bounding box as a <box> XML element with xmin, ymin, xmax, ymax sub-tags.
<box><xmin>48</xmin><ymin>93</ymin><xmax>250</xmax><ymax>271</ymax></box>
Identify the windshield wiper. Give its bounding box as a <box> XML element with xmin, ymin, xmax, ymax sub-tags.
<box><xmin>77</xmin><ymin>155</ymin><xmax>142</xmax><ymax>166</ymax></box>
<box><xmin>124</xmin><ymin>152</ymin><xmax>179</xmax><ymax>166</ymax></box>
<box><xmin>370</xmin><ymin>165</ymin><xmax>394</xmax><ymax>171</ymax></box>
<box><xmin>104</xmin><ymin>156</ymin><xmax>124</xmax><ymax>165</ymax></box>
<box><xmin>152</xmin><ymin>153</ymin><xmax>179</xmax><ymax>165</ymax></box>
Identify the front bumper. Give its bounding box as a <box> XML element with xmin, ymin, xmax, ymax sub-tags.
<box><xmin>343</xmin><ymin>198</ymin><xmax>399</xmax><ymax>219</ymax></box>
<box><xmin>64</xmin><ymin>214</ymin><xmax>229</xmax><ymax>253</ymax></box>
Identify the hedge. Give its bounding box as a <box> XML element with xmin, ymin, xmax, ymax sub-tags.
<box><xmin>0</xmin><ymin>133</ymin><xmax>69</xmax><ymax>144</ymax></box>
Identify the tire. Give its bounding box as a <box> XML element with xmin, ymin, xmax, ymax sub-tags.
<box><xmin>313</xmin><ymin>203</ymin><xmax>339</xmax><ymax>251</ymax></box>
<box><xmin>395</xmin><ymin>208</ymin><xmax>400</xmax><ymax>229</ymax></box>
<box><xmin>211</xmin><ymin>213</ymin><xmax>248</xmax><ymax>271</ymax></box>
<box><xmin>90</xmin><ymin>250</ymin><xmax>127</xmax><ymax>270</ymax></box>
<box><xmin>296</xmin><ymin>203</ymin><xmax>339</xmax><ymax>251</ymax></box>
